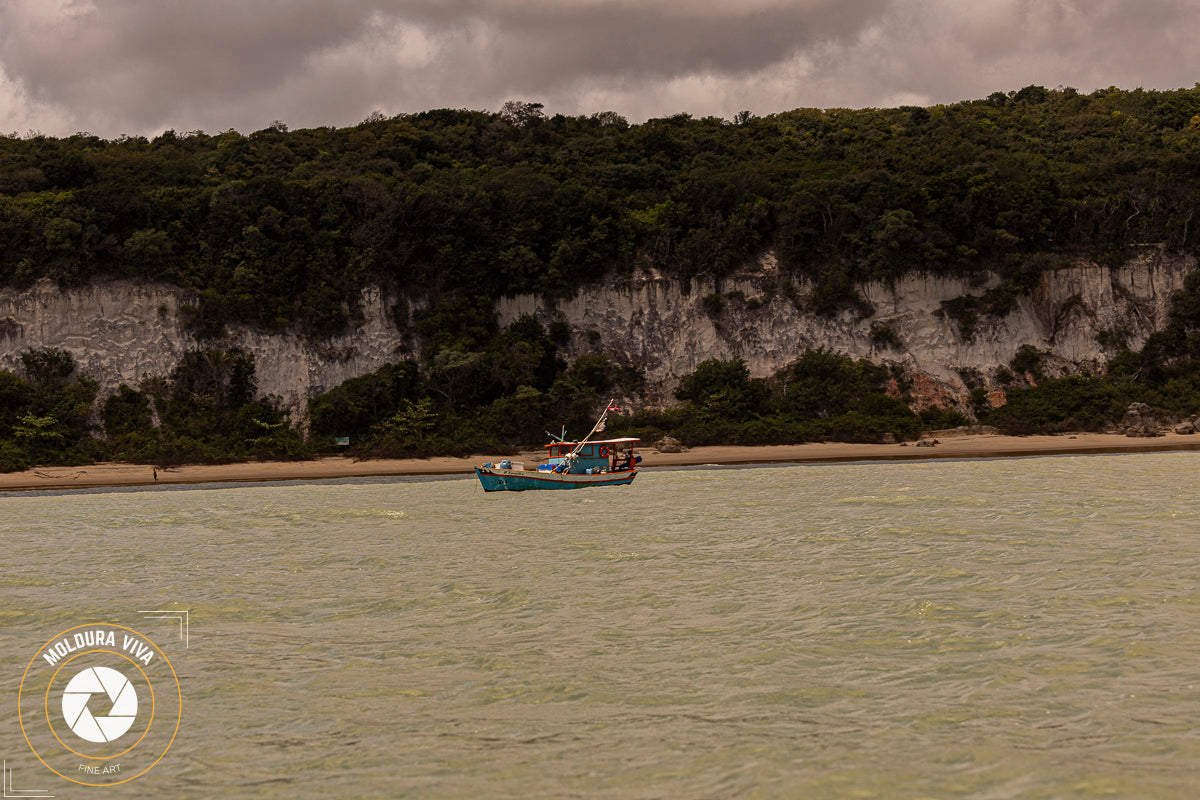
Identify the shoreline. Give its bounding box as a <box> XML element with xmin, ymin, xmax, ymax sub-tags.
<box><xmin>4</xmin><ymin>432</ymin><xmax>1200</xmax><ymax>493</ymax></box>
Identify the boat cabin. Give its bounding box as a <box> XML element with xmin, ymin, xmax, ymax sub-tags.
<box><xmin>541</xmin><ymin>437</ymin><xmax>640</xmax><ymax>475</ymax></box>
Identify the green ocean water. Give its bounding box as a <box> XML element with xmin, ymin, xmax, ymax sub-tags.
<box><xmin>3</xmin><ymin>452</ymin><xmax>1200</xmax><ymax>798</ymax></box>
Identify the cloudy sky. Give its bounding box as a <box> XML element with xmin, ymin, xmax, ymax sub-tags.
<box><xmin>2</xmin><ymin>0</ymin><xmax>1198</xmax><ymax>139</ymax></box>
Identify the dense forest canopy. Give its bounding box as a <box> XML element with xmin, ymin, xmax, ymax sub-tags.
<box><xmin>3</xmin><ymin>86</ymin><xmax>1199</xmax><ymax>336</ymax></box>
<box><xmin>4</xmin><ymin>86</ymin><xmax>1200</xmax><ymax>470</ymax></box>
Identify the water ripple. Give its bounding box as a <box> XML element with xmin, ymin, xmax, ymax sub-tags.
<box><xmin>3</xmin><ymin>452</ymin><xmax>1200</xmax><ymax>797</ymax></box>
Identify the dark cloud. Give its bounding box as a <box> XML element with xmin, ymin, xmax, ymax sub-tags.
<box><xmin>1</xmin><ymin>0</ymin><xmax>377</xmax><ymax>132</ymax></box>
<box><xmin>836</xmin><ymin>0</ymin><xmax>1200</xmax><ymax>110</ymax></box>
<box><xmin>402</xmin><ymin>0</ymin><xmax>887</xmax><ymax>83</ymax></box>
<box><xmin>2</xmin><ymin>0</ymin><xmax>1199</xmax><ymax>138</ymax></box>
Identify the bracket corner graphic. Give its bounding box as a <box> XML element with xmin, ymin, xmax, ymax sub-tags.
<box><xmin>3</xmin><ymin>760</ymin><xmax>53</xmax><ymax>799</ymax></box>
<box><xmin>136</xmin><ymin>609</ymin><xmax>189</xmax><ymax>647</ymax></box>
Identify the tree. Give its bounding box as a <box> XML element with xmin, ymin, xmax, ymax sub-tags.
<box><xmin>428</xmin><ymin>348</ymin><xmax>485</xmax><ymax>410</ymax></box>
<box><xmin>372</xmin><ymin>398</ymin><xmax>437</xmax><ymax>452</ymax></box>
<box><xmin>675</xmin><ymin>358</ymin><xmax>766</xmax><ymax>418</ymax></box>
<box><xmin>20</xmin><ymin>348</ymin><xmax>75</xmax><ymax>390</ymax></box>
<box><xmin>778</xmin><ymin>350</ymin><xmax>889</xmax><ymax>419</ymax></box>
<box><xmin>499</xmin><ymin>101</ymin><xmax>546</xmax><ymax>128</ymax></box>
<box><xmin>308</xmin><ymin>360</ymin><xmax>423</xmax><ymax>440</ymax></box>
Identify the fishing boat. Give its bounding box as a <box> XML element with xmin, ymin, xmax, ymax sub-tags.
<box><xmin>474</xmin><ymin>403</ymin><xmax>641</xmax><ymax>492</ymax></box>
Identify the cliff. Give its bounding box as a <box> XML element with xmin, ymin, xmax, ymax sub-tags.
<box><xmin>0</xmin><ymin>281</ymin><xmax>417</xmax><ymax>421</ymax></box>
<box><xmin>500</xmin><ymin>247</ymin><xmax>1193</xmax><ymax>410</ymax></box>
<box><xmin>0</xmin><ymin>247</ymin><xmax>1193</xmax><ymax>420</ymax></box>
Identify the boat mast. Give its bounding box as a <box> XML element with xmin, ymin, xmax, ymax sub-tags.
<box><xmin>564</xmin><ymin>399</ymin><xmax>616</xmax><ymax>463</ymax></box>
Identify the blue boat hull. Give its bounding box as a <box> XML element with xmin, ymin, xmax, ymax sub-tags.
<box><xmin>474</xmin><ymin>467</ymin><xmax>638</xmax><ymax>492</ymax></box>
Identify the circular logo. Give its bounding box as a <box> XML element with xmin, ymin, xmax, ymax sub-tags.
<box><xmin>62</xmin><ymin>666</ymin><xmax>139</xmax><ymax>743</ymax></box>
<box><xmin>18</xmin><ymin>624</ymin><xmax>181</xmax><ymax>787</ymax></box>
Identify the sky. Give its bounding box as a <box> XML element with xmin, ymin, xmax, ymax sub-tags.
<box><xmin>2</xmin><ymin>0</ymin><xmax>1199</xmax><ymax>139</ymax></box>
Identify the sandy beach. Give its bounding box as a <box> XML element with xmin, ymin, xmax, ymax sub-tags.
<box><xmin>3</xmin><ymin>431</ymin><xmax>1200</xmax><ymax>492</ymax></box>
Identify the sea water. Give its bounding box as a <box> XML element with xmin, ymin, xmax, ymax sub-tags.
<box><xmin>2</xmin><ymin>452</ymin><xmax>1199</xmax><ymax>798</ymax></box>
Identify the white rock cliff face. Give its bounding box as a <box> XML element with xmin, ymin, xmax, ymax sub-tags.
<box><xmin>0</xmin><ymin>247</ymin><xmax>1193</xmax><ymax>420</ymax></box>
<box><xmin>0</xmin><ymin>281</ymin><xmax>416</xmax><ymax>421</ymax></box>
<box><xmin>498</xmin><ymin>247</ymin><xmax>1193</xmax><ymax>407</ymax></box>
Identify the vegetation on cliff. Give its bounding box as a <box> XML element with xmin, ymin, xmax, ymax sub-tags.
<box><xmin>983</xmin><ymin>266</ymin><xmax>1200</xmax><ymax>434</ymax></box>
<box><xmin>5</xmin><ymin>290</ymin><xmax>1200</xmax><ymax>469</ymax></box>
<box><xmin>3</xmin><ymin>85</ymin><xmax>1200</xmax><ymax>468</ymax></box>
<box><xmin>0</xmin><ymin>337</ymin><xmax>951</xmax><ymax>470</ymax></box>
<box><xmin>3</xmin><ymin>86</ymin><xmax>1199</xmax><ymax>334</ymax></box>
<box><xmin>0</xmin><ymin>347</ymin><xmax>306</xmax><ymax>471</ymax></box>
